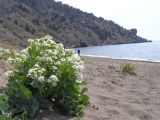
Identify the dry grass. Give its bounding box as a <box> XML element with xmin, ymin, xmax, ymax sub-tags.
<box><xmin>0</xmin><ymin>41</ymin><xmax>20</xmax><ymax>50</ymax></box>
<box><xmin>119</xmin><ymin>63</ymin><xmax>136</xmax><ymax>75</ymax></box>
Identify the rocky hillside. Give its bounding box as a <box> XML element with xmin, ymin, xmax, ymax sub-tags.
<box><xmin>0</xmin><ymin>0</ymin><xmax>149</xmax><ymax>48</ymax></box>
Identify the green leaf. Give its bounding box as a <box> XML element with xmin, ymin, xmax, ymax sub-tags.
<box><xmin>81</xmin><ymin>87</ymin><xmax>88</xmax><ymax>94</ymax></box>
<box><xmin>30</xmin><ymin>98</ymin><xmax>39</xmax><ymax>117</ymax></box>
<box><xmin>81</xmin><ymin>95</ymin><xmax>89</xmax><ymax>106</ymax></box>
<box><xmin>30</xmin><ymin>80</ymin><xmax>40</xmax><ymax>89</ymax></box>
<box><xmin>0</xmin><ymin>95</ymin><xmax>9</xmax><ymax>114</ymax></box>
<box><xmin>0</xmin><ymin>115</ymin><xmax>12</xmax><ymax>120</ymax></box>
<box><xmin>39</xmin><ymin>99</ymin><xmax>53</xmax><ymax>109</ymax></box>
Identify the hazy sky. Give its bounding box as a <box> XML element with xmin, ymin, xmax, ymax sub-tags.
<box><xmin>55</xmin><ymin>0</ymin><xmax>160</xmax><ymax>41</ymax></box>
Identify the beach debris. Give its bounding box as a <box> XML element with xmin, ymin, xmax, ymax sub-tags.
<box><xmin>93</xmin><ymin>105</ymin><xmax>99</xmax><ymax>110</ymax></box>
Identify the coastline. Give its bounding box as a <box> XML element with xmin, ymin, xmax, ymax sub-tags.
<box><xmin>81</xmin><ymin>54</ymin><xmax>160</xmax><ymax>63</ymax></box>
<box><xmin>74</xmin><ymin>41</ymin><xmax>160</xmax><ymax>64</ymax></box>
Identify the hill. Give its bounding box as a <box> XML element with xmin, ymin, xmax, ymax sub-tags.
<box><xmin>0</xmin><ymin>0</ymin><xmax>149</xmax><ymax>48</ymax></box>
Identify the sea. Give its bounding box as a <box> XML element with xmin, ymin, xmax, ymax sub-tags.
<box><xmin>74</xmin><ymin>42</ymin><xmax>160</xmax><ymax>62</ymax></box>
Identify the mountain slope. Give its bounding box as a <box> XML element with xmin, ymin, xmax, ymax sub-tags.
<box><xmin>0</xmin><ymin>0</ymin><xmax>148</xmax><ymax>48</ymax></box>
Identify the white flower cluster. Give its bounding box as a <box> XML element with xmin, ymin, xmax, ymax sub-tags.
<box><xmin>4</xmin><ymin>70</ymin><xmax>13</xmax><ymax>80</ymax></box>
<box><xmin>48</xmin><ymin>75</ymin><xmax>59</xmax><ymax>86</ymax></box>
<box><xmin>1</xmin><ymin>35</ymin><xmax>85</xmax><ymax>85</ymax></box>
<box><xmin>29</xmin><ymin>36</ymin><xmax>84</xmax><ymax>84</ymax></box>
<box><xmin>0</xmin><ymin>48</ymin><xmax>27</xmax><ymax>67</ymax></box>
<box><xmin>21</xmin><ymin>49</ymin><xmax>28</xmax><ymax>55</ymax></box>
<box><xmin>27</xmin><ymin>63</ymin><xmax>59</xmax><ymax>87</ymax></box>
<box><xmin>66</xmin><ymin>50</ymin><xmax>84</xmax><ymax>83</ymax></box>
<box><xmin>2</xmin><ymin>110</ymin><xmax>12</xmax><ymax>118</ymax></box>
<box><xmin>28</xmin><ymin>35</ymin><xmax>56</xmax><ymax>50</ymax></box>
<box><xmin>27</xmin><ymin>64</ymin><xmax>46</xmax><ymax>80</ymax></box>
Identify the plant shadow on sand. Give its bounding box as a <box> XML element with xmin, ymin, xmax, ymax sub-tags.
<box><xmin>33</xmin><ymin>107</ymin><xmax>72</xmax><ymax>120</ymax></box>
<box><xmin>0</xmin><ymin>87</ymin><xmax>6</xmax><ymax>94</ymax></box>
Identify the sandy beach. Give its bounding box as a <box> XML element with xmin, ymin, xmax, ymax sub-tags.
<box><xmin>1</xmin><ymin>57</ymin><xmax>160</xmax><ymax>120</ymax></box>
<box><xmin>81</xmin><ymin>57</ymin><xmax>160</xmax><ymax>120</ymax></box>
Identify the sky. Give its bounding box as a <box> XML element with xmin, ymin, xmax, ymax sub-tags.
<box><xmin>55</xmin><ymin>0</ymin><xmax>160</xmax><ymax>41</ymax></box>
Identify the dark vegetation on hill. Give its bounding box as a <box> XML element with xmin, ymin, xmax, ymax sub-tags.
<box><xmin>0</xmin><ymin>0</ymin><xmax>149</xmax><ymax>48</ymax></box>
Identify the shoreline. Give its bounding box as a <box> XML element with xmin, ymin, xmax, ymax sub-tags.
<box><xmin>73</xmin><ymin>41</ymin><xmax>152</xmax><ymax>49</ymax></box>
<box><xmin>81</xmin><ymin>54</ymin><xmax>160</xmax><ymax>63</ymax></box>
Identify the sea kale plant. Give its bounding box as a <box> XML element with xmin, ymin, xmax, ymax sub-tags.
<box><xmin>0</xmin><ymin>35</ymin><xmax>89</xmax><ymax>119</ymax></box>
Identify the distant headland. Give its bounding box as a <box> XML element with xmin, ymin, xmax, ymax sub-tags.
<box><xmin>0</xmin><ymin>0</ymin><xmax>149</xmax><ymax>48</ymax></box>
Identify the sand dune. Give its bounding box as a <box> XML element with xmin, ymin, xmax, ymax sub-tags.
<box><xmin>1</xmin><ymin>57</ymin><xmax>160</xmax><ymax>120</ymax></box>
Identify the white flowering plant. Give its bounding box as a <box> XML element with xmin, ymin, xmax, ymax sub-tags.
<box><xmin>0</xmin><ymin>36</ymin><xmax>89</xmax><ymax>119</ymax></box>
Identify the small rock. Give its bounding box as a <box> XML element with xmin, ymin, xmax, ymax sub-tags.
<box><xmin>93</xmin><ymin>105</ymin><xmax>99</xmax><ymax>110</ymax></box>
<box><xmin>42</xmin><ymin>117</ymin><xmax>49</xmax><ymax>120</ymax></box>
